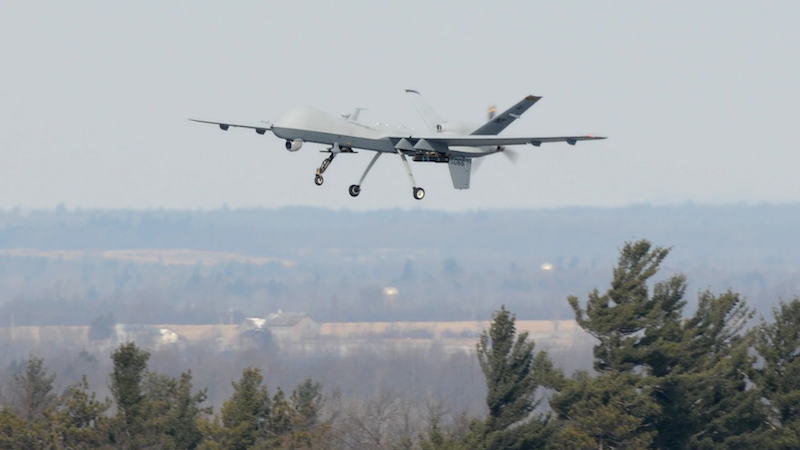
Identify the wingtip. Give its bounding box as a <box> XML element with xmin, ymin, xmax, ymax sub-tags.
<box><xmin>405</xmin><ymin>89</ymin><xmax>420</xmax><ymax>94</ymax></box>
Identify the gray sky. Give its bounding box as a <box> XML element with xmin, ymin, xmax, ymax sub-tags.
<box><xmin>2</xmin><ymin>2</ymin><xmax>799</xmax><ymax>211</ymax></box>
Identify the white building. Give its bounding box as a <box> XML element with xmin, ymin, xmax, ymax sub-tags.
<box><xmin>263</xmin><ymin>311</ymin><xmax>321</xmax><ymax>341</ymax></box>
<box><xmin>113</xmin><ymin>324</ymin><xmax>180</xmax><ymax>349</ymax></box>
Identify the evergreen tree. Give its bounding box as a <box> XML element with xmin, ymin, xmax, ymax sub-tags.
<box><xmin>560</xmin><ymin>240</ymin><xmax>767</xmax><ymax>450</ymax></box>
<box><xmin>109</xmin><ymin>342</ymin><xmax>156</xmax><ymax>449</ymax></box>
<box><xmin>474</xmin><ymin>305</ymin><xmax>554</xmax><ymax>449</ymax></box>
<box><xmin>555</xmin><ymin>241</ymin><xmax>669</xmax><ymax>448</ymax></box>
<box><xmin>142</xmin><ymin>370</ymin><xmax>211</xmax><ymax>449</ymax></box>
<box><xmin>218</xmin><ymin>367</ymin><xmax>271</xmax><ymax>450</ymax></box>
<box><xmin>0</xmin><ymin>408</ymin><xmax>47</xmax><ymax>449</ymax></box>
<box><xmin>110</xmin><ymin>342</ymin><xmax>150</xmax><ymax>427</ymax></box>
<box><xmin>55</xmin><ymin>375</ymin><xmax>112</xmax><ymax>449</ymax></box>
<box><xmin>550</xmin><ymin>372</ymin><xmax>658</xmax><ymax>450</ymax></box>
<box><xmin>11</xmin><ymin>355</ymin><xmax>57</xmax><ymax>422</ymax></box>
<box><xmin>652</xmin><ymin>290</ymin><xmax>764</xmax><ymax>450</ymax></box>
<box><xmin>754</xmin><ymin>298</ymin><xmax>800</xmax><ymax>449</ymax></box>
<box><xmin>568</xmin><ymin>240</ymin><xmax>682</xmax><ymax>374</ymax></box>
<box><xmin>166</xmin><ymin>370</ymin><xmax>211</xmax><ymax>450</ymax></box>
<box><xmin>268</xmin><ymin>387</ymin><xmax>293</xmax><ymax>438</ymax></box>
<box><xmin>291</xmin><ymin>378</ymin><xmax>323</xmax><ymax>430</ymax></box>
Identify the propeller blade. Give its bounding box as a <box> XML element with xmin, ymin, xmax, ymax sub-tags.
<box><xmin>502</xmin><ymin>148</ymin><xmax>519</xmax><ymax>164</ymax></box>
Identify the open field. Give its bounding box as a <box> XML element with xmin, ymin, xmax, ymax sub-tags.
<box><xmin>320</xmin><ymin>319</ymin><xmax>580</xmax><ymax>337</ymax></box>
<box><xmin>0</xmin><ymin>319</ymin><xmax>587</xmax><ymax>349</ymax></box>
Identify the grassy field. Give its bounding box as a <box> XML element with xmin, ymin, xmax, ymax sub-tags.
<box><xmin>319</xmin><ymin>320</ymin><xmax>579</xmax><ymax>337</ymax></box>
<box><xmin>0</xmin><ymin>320</ymin><xmax>583</xmax><ymax>347</ymax></box>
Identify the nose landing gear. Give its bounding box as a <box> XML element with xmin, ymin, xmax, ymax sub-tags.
<box><xmin>314</xmin><ymin>153</ymin><xmax>336</xmax><ymax>186</ymax></box>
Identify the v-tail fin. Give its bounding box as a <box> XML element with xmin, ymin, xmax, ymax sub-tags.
<box><xmin>471</xmin><ymin>95</ymin><xmax>541</xmax><ymax>135</ymax></box>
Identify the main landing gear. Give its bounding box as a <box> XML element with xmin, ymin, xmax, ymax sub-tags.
<box><xmin>314</xmin><ymin>153</ymin><xmax>336</xmax><ymax>186</ymax></box>
<box><xmin>348</xmin><ymin>152</ymin><xmax>382</xmax><ymax>197</ymax></box>
<box><xmin>400</xmin><ymin>152</ymin><xmax>425</xmax><ymax>201</ymax></box>
<box><xmin>315</xmin><ymin>149</ymin><xmax>426</xmax><ymax>201</ymax></box>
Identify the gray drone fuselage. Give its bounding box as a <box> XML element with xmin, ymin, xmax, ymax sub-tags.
<box><xmin>272</xmin><ymin>105</ymin><xmax>490</xmax><ymax>157</ymax></box>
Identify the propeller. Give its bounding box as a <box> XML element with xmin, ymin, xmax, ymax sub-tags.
<box><xmin>502</xmin><ymin>147</ymin><xmax>519</xmax><ymax>163</ymax></box>
<box><xmin>473</xmin><ymin>105</ymin><xmax>519</xmax><ymax>174</ymax></box>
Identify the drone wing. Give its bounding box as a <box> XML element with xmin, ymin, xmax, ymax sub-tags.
<box><xmin>189</xmin><ymin>118</ymin><xmax>272</xmax><ymax>135</ymax></box>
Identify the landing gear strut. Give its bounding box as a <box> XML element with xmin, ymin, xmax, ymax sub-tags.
<box><xmin>348</xmin><ymin>152</ymin><xmax>382</xmax><ymax>198</ymax></box>
<box><xmin>314</xmin><ymin>153</ymin><xmax>335</xmax><ymax>186</ymax></box>
<box><xmin>399</xmin><ymin>152</ymin><xmax>425</xmax><ymax>201</ymax></box>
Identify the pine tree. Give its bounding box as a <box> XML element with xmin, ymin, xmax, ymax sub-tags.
<box><xmin>557</xmin><ymin>241</ymin><xmax>672</xmax><ymax>448</ymax></box>
<box><xmin>754</xmin><ymin>298</ymin><xmax>800</xmax><ymax>449</ymax></box>
<box><xmin>0</xmin><ymin>408</ymin><xmax>47</xmax><ymax>449</ymax></box>
<box><xmin>652</xmin><ymin>290</ymin><xmax>764</xmax><ymax>450</ymax></box>
<box><xmin>550</xmin><ymin>372</ymin><xmax>659</xmax><ymax>450</ymax></box>
<box><xmin>11</xmin><ymin>355</ymin><xmax>57</xmax><ymax>422</ymax></box>
<box><xmin>560</xmin><ymin>240</ymin><xmax>767</xmax><ymax>450</ymax></box>
<box><xmin>291</xmin><ymin>378</ymin><xmax>323</xmax><ymax>430</ymax></box>
<box><xmin>219</xmin><ymin>367</ymin><xmax>271</xmax><ymax>450</ymax></box>
<box><xmin>55</xmin><ymin>375</ymin><xmax>113</xmax><ymax>449</ymax></box>
<box><xmin>110</xmin><ymin>342</ymin><xmax>150</xmax><ymax>428</ymax></box>
<box><xmin>568</xmin><ymin>240</ymin><xmax>682</xmax><ymax>374</ymax></box>
<box><xmin>109</xmin><ymin>342</ymin><xmax>159</xmax><ymax>449</ymax></box>
<box><xmin>166</xmin><ymin>370</ymin><xmax>211</xmax><ymax>450</ymax></box>
<box><xmin>474</xmin><ymin>305</ymin><xmax>554</xmax><ymax>449</ymax></box>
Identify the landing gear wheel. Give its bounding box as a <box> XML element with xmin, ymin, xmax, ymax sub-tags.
<box><xmin>349</xmin><ymin>185</ymin><xmax>361</xmax><ymax>197</ymax></box>
<box><xmin>413</xmin><ymin>187</ymin><xmax>425</xmax><ymax>200</ymax></box>
<box><xmin>313</xmin><ymin>154</ymin><xmax>335</xmax><ymax>186</ymax></box>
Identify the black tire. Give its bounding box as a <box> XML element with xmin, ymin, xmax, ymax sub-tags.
<box><xmin>314</xmin><ymin>175</ymin><xmax>324</xmax><ymax>186</ymax></box>
<box><xmin>413</xmin><ymin>187</ymin><xmax>425</xmax><ymax>200</ymax></box>
<box><xmin>349</xmin><ymin>185</ymin><xmax>361</xmax><ymax>197</ymax></box>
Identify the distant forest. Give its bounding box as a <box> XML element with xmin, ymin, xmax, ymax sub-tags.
<box><xmin>0</xmin><ymin>204</ymin><xmax>799</xmax><ymax>326</ymax></box>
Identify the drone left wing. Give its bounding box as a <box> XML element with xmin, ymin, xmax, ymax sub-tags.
<box><xmin>189</xmin><ymin>118</ymin><xmax>272</xmax><ymax>135</ymax></box>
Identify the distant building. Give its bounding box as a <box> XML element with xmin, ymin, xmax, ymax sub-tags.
<box><xmin>113</xmin><ymin>324</ymin><xmax>180</xmax><ymax>349</ymax></box>
<box><xmin>238</xmin><ymin>317</ymin><xmax>266</xmax><ymax>333</ymax></box>
<box><xmin>264</xmin><ymin>310</ymin><xmax>321</xmax><ymax>341</ymax></box>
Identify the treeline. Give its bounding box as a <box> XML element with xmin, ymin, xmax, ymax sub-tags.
<box><xmin>3</xmin><ymin>240</ymin><xmax>800</xmax><ymax>449</ymax></box>
<box><xmin>2</xmin><ymin>205</ymin><xmax>800</xmax><ymax>265</ymax></box>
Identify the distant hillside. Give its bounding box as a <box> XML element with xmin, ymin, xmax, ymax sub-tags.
<box><xmin>1</xmin><ymin>204</ymin><xmax>799</xmax><ymax>268</ymax></box>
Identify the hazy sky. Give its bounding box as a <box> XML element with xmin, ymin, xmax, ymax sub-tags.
<box><xmin>2</xmin><ymin>2</ymin><xmax>799</xmax><ymax>211</ymax></box>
